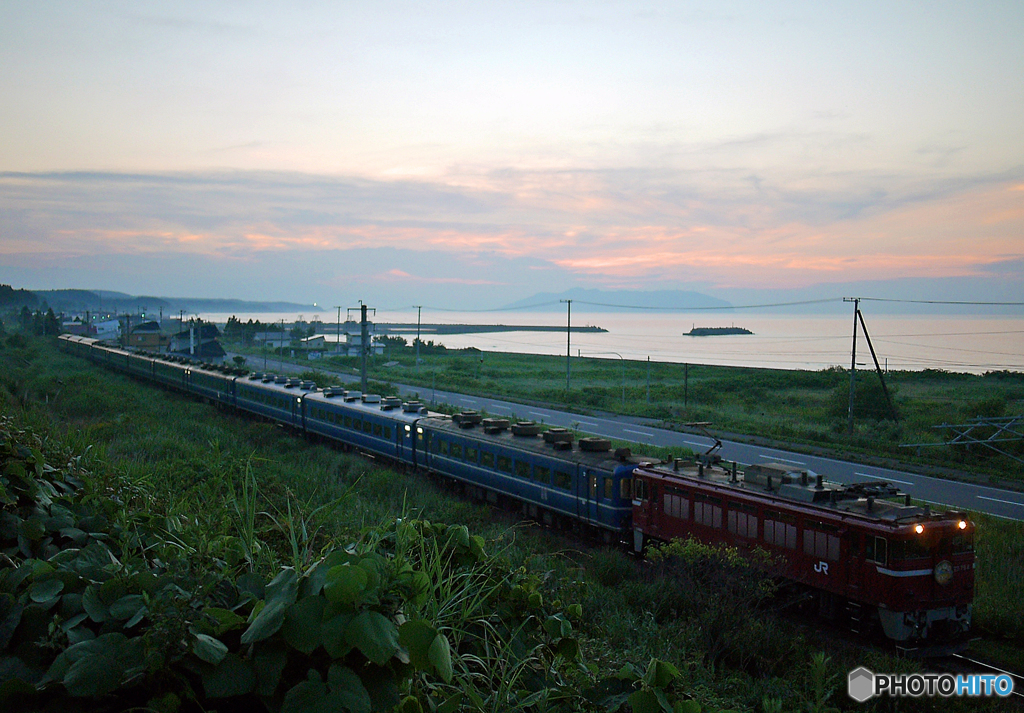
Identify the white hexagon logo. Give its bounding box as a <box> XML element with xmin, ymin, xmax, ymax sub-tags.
<box><xmin>848</xmin><ymin>667</ymin><xmax>874</xmax><ymax>703</ymax></box>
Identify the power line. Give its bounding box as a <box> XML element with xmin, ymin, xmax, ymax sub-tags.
<box><xmin>574</xmin><ymin>297</ymin><xmax>843</xmax><ymax>311</ymax></box>
<box><xmin>856</xmin><ymin>297</ymin><xmax>1024</xmax><ymax>306</ymax></box>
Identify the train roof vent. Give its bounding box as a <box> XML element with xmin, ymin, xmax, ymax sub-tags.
<box><xmin>262</xmin><ymin>374</ymin><xmax>275</xmax><ymax>382</ymax></box>
<box><xmin>343</xmin><ymin>391</ymin><xmax>361</xmax><ymax>402</ymax></box>
<box><xmin>579</xmin><ymin>437</ymin><xmax>612</xmax><ymax>452</ymax></box>
<box><xmin>381</xmin><ymin>396</ymin><xmax>403</xmax><ymax>410</ymax></box>
<box><xmin>284</xmin><ymin>378</ymin><xmax>300</xmax><ymax>388</ymax></box>
<box><xmin>453</xmin><ymin>411</ymin><xmax>482</xmax><ymax>428</ymax></box>
<box><xmin>250</xmin><ymin>372</ymin><xmax>264</xmax><ymax>380</ymax></box>
<box><xmin>552</xmin><ymin>440</ymin><xmax>573</xmax><ymax>451</ymax></box>
<box><xmin>275</xmin><ymin>375</ymin><xmax>288</xmax><ymax>384</ymax></box>
<box><xmin>403</xmin><ymin>401</ymin><xmax>425</xmax><ymax>413</ymax></box>
<box><xmin>511</xmin><ymin>421</ymin><xmax>541</xmax><ymax>437</ymax></box>
<box><xmin>542</xmin><ymin>428</ymin><xmax>574</xmax><ymax>445</ymax></box>
<box><xmin>362</xmin><ymin>394</ymin><xmax>381</xmax><ymax>404</ymax></box>
<box><xmin>323</xmin><ymin>387</ymin><xmax>338</xmax><ymax>397</ymax></box>
<box><xmin>482</xmin><ymin>418</ymin><xmax>510</xmax><ymax>434</ymax></box>
<box><xmin>299</xmin><ymin>380</ymin><xmax>317</xmax><ymax>390</ymax></box>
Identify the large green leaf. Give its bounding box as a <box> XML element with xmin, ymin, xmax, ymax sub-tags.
<box><xmin>241</xmin><ymin>569</ymin><xmax>298</xmax><ymax>645</ymax></box>
<box><xmin>427</xmin><ymin>631</ymin><xmax>453</xmax><ymax>683</ymax></box>
<box><xmin>81</xmin><ymin>586</ymin><xmax>108</xmax><ymax>623</ymax></box>
<box><xmin>345</xmin><ymin>611</ymin><xmax>400</xmax><ymax>666</ymax></box>
<box><xmin>323</xmin><ymin>564</ymin><xmax>368</xmax><ymax>606</ymax></box>
<box><xmin>398</xmin><ymin>620</ymin><xmax>436</xmax><ymax>670</ymax></box>
<box><xmin>322</xmin><ymin>610</ymin><xmax>355</xmax><ymax>659</ymax></box>
<box><xmin>327</xmin><ymin>664</ymin><xmax>372</xmax><ymax>713</ymax></box>
<box><xmin>281</xmin><ymin>595</ymin><xmax>325</xmax><ymax>655</ymax></box>
<box><xmin>192</xmin><ymin>633</ymin><xmax>228</xmax><ymax>665</ymax></box>
<box><xmin>28</xmin><ymin>578</ymin><xmax>63</xmax><ymax>604</ymax></box>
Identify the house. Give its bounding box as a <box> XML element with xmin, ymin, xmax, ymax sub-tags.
<box><xmin>254</xmin><ymin>331</ymin><xmax>290</xmax><ymax>349</ymax></box>
<box><xmin>169</xmin><ymin>323</ymin><xmax>227</xmax><ymax>363</ymax></box>
<box><xmin>126</xmin><ymin>321</ymin><xmax>171</xmax><ymax>351</ymax></box>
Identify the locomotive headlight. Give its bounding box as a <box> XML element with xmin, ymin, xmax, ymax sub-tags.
<box><xmin>958</xmin><ymin>520</ymin><xmax>967</xmax><ymax>530</ymax></box>
<box><xmin>914</xmin><ymin>524</ymin><xmax>924</xmax><ymax>534</ymax></box>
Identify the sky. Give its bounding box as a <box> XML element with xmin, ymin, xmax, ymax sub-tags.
<box><xmin>1</xmin><ymin>1</ymin><xmax>1023</xmax><ymax>311</ymax></box>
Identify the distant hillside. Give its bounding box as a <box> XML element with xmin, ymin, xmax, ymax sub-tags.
<box><xmin>503</xmin><ymin>288</ymin><xmax>732</xmax><ymax>312</ymax></box>
<box><xmin>21</xmin><ymin>289</ymin><xmax>317</xmax><ymax>315</ymax></box>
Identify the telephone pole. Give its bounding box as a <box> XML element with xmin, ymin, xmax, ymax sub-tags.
<box><xmin>561</xmin><ymin>299</ymin><xmax>572</xmax><ymax>391</ymax></box>
<box><xmin>845</xmin><ymin>297</ymin><xmax>859</xmax><ymax>433</ymax></box>
<box><xmin>348</xmin><ymin>302</ymin><xmax>375</xmax><ymax>392</ymax></box>
<box><xmin>414</xmin><ymin>305</ymin><xmax>422</xmax><ymax>371</ymax></box>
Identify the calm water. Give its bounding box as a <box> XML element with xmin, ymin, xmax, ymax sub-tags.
<box><xmin>200</xmin><ymin>310</ymin><xmax>1024</xmax><ymax>374</ymax></box>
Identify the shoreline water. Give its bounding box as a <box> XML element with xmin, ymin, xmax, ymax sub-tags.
<box><xmin>199</xmin><ymin>310</ymin><xmax>1024</xmax><ymax>374</ymax></box>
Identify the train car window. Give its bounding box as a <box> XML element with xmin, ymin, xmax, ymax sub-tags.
<box><xmin>727</xmin><ymin>510</ymin><xmax>757</xmax><ymax>538</ymax></box>
<box><xmin>481</xmin><ymin>452</ymin><xmax>495</xmax><ymax>469</ymax></box>
<box><xmin>554</xmin><ymin>470</ymin><xmax>571</xmax><ymax>490</ymax></box>
<box><xmin>497</xmin><ymin>455</ymin><xmax>512</xmax><ymax>473</ymax></box>
<box><xmin>450</xmin><ymin>443</ymin><xmax>463</xmax><ymax>459</ymax></box>
<box><xmin>384</xmin><ymin>426</ymin><xmax>392</xmax><ymax>439</ymax></box>
<box><xmin>604</xmin><ymin>478</ymin><xmax>613</xmax><ymax>500</ymax></box>
<box><xmin>373</xmin><ymin>424</ymin><xmax>383</xmax><ymax>437</ymax></box>
<box><xmin>588</xmin><ymin>475</ymin><xmax>597</xmax><ymax>499</ymax></box>
<box><xmin>764</xmin><ymin>512</ymin><xmax>796</xmax><ymax>549</ymax></box>
<box><xmin>351</xmin><ymin>419</ymin><xmax>361</xmax><ymax>431</ymax></box>
<box><xmin>693</xmin><ymin>495</ymin><xmax>722</xmax><ymax>529</ymax></box>
<box><xmin>438</xmin><ymin>440</ymin><xmax>450</xmax><ymax>456</ymax></box>
<box><xmin>620</xmin><ymin>478</ymin><xmax>632</xmax><ymax>500</ymax></box>
<box><xmin>535</xmin><ymin>465</ymin><xmax>551</xmax><ymax>484</ymax></box>
<box><xmin>465</xmin><ymin>446</ymin><xmax>478</xmax><ymax>463</ymax></box>
<box><xmin>363</xmin><ymin>421</ymin><xmax>373</xmax><ymax>434</ymax></box>
<box><xmin>515</xmin><ymin>461</ymin><xmax>530</xmax><ymax>479</ymax></box>
<box><xmin>344</xmin><ymin>416</ymin><xmax>353</xmax><ymax>428</ymax></box>
<box><xmin>663</xmin><ymin>493</ymin><xmax>689</xmax><ymax>519</ymax></box>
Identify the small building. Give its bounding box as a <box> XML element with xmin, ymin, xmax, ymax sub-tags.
<box><xmin>169</xmin><ymin>323</ymin><xmax>227</xmax><ymax>363</ymax></box>
<box><xmin>254</xmin><ymin>331</ymin><xmax>290</xmax><ymax>349</ymax></box>
<box><xmin>127</xmin><ymin>321</ymin><xmax>171</xmax><ymax>351</ymax></box>
<box><xmin>300</xmin><ymin>335</ymin><xmax>327</xmax><ymax>349</ymax></box>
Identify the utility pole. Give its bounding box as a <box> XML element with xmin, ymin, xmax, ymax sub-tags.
<box><xmin>334</xmin><ymin>306</ymin><xmax>343</xmax><ymax>355</ymax></box>
<box><xmin>414</xmin><ymin>305</ymin><xmax>422</xmax><ymax>371</ymax></box>
<box><xmin>647</xmin><ymin>356</ymin><xmax>650</xmax><ymax>404</ymax></box>
<box><xmin>845</xmin><ymin>297</ymin><xmax>859</xmax><ymax>433</ymax></box>
<box><xmin>561</xmin><ymin>299</ymin><xmax>572</xmax><ymax>391</ymax></box>
<box><xmin>348</xmin><ymin>302</ymin><xmax>375</xmax><ymax>392</ymax></box>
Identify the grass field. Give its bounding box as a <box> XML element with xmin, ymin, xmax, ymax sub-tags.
<box><xmin>2</xmin><ymin>334</ymin><xmax>1022</xmax><ymax>711</ymax></box>
<box><xmin>237</xmin><ymin>340</ymin><xmax>1024</xmax><ymax>485</ymax></box>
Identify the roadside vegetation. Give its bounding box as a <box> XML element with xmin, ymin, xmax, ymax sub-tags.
<box><xmin>234</xmin><ymin>337</ymin><xmax>1024</xmax><ymax>485</ymax></box>
<box><xmin>0</xmin><ymin>332</ymin><xmax>1021</xmax><ymax>711</ymax></box>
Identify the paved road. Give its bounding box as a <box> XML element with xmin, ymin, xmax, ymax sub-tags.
<box><xmin>242</xmin><ymin>355</ymin><xmax>1024</xmax><ymax>520</ymax></box>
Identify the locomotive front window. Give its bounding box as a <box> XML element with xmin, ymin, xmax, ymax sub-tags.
<box><xmin>894</xmin><ymin>537</ymin><xmax>930</xmax><ymax>561</ymax></box>
<box><xmin>952</xmin><ymin>533</ymin><xmax>973</xmax><ymax>553</ymax></box>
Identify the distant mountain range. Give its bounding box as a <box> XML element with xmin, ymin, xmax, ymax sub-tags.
<box><xmin>4</xmin><ymin>287</ymin><xmax>316</xmax><ymax>315</ymax></box>
<box><xmin>502</xmin><ymin>288</ymin><xmax>733</xmax><ymax>312</ymax></box>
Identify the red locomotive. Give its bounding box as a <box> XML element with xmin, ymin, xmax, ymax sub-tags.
<box><xmin>631</xmin><ymin>458</ymin><xmax>974</xmax><ymax>652</ymax></box>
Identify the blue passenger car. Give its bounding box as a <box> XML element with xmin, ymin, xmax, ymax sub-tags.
<box><xmin>235</xmin><ymin>374</ymin><xmax>307</xmax><ymax>427</ymax></box>
<box><xmin>303</xmin><ymin>391</ymin><xmax>427</xmax><ymax>463</ymax></box>
<box><xmin>417</xmin><ymin>418</ymin><xmax>639</xmax><ymax>537</ymax></box>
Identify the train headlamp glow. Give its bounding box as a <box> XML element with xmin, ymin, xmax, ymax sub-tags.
<box><xmin>405</xmin><ymin>425</ymin><xmax>411</xmax><ymax>432</ymax></box>
<box><xmin>958</xmin><ymin>520</ymin><xmax>968</xmax><ymax>530</ymax></box>
<box><xmin>914</xmin><ymin>524</ymin><xmax>924</xmax><ymax>534</ymax></box>
<box><xmin>416</xmin><ymin>427</ymin><xmax>423</xmax><ymax>434</ymax></box>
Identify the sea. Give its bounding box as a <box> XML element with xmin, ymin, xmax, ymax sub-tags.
<box><xmin>197</xmin><ymin>310</ymin><xmax>1024</xmax><ymax>374</ymax></box>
